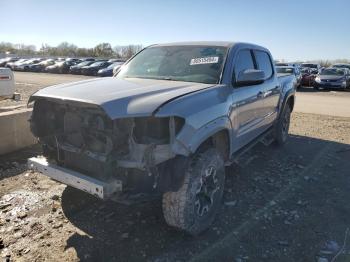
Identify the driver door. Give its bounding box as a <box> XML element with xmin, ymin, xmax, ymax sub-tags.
<box><xmin>229</xmin><ymin>49</ymin><xmax>266</xmax><ymax>152</ymax></box>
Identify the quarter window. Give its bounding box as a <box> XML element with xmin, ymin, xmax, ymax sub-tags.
<box><xmin>254</xmin><ymin>50</ymin><xmax>273</xmax><ymax>79</ymax></box>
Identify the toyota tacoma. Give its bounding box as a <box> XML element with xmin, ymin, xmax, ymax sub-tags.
<box><xmin>28</xmin><ymin>42</ymin><xmax>295</xmax><ymax>235</ymax></box>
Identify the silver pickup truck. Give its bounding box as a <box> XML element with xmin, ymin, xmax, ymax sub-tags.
<box><xmin>28</xmin><ymin>42</ymin><xmax>295</xmax><ymax>235</ymax></box>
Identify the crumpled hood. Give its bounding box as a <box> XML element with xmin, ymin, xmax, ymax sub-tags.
<box><xmin>30</xmin><ymin>77</ymin><xmax>213</xmax><ymax>119</ymax></box>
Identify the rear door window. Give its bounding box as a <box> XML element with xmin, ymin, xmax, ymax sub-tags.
<box><xmin>254</xmin><ymin>50</ymin><xmax>273</xmax><ymax>79</ymax></box>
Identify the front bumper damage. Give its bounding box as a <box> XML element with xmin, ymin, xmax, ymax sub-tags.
<box><xmin>27</xmin><ymin>98</ymin><xmax>189</xmax><ymax>198</ymax></box>
<box><xmin>28</xmin><ymin>157</ymin><xmax>122</xmax><ymax>199</ymax></box>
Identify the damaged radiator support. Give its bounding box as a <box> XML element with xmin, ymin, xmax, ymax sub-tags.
<box><xmin>29</xmin><ymin>100</ymin><xmax>186</xmax><ymax>194</ymax></box>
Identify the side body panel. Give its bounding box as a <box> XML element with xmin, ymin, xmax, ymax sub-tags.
<box><xmin>155</xmin><ymin>85</ymin><xmax>234</xmax><ymax>155</ymax></box>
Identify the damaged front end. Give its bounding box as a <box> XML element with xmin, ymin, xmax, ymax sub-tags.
<box><xmin>29</xmin><ymin>99</ymin><xmax>186</xmax><ymax>199</ymax></box>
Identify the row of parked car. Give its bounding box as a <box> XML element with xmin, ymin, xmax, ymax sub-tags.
<box><xmin>0</xmin><ymin>57</ymin><xmax>125</xmax><ymax>77</ymax></box>
<box><xmin>275</xmin><ymin>62</ymin><xmax>350</xmax><ymax>90</ymax></box>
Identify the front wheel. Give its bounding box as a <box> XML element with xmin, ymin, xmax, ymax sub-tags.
<box><xmin>274</xmin><ymin>104</ymin><xmax>291</xmax><ymax>146</ymax></box>
<box><xmin>162</xmin><ymin>148</ymin><xmax>225</xmax><ymax>235</ymax></box>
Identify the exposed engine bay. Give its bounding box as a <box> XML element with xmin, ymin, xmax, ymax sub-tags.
<box><xmin>30</xmin><ymin>99</ymin><xmax>185</xmax><ymax>194</ymax></box>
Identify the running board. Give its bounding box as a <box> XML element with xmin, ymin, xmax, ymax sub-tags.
<box><xmin>228</xmin><ymin>128</ymin><xmax>275</xmax><ymax>165</ymax></box>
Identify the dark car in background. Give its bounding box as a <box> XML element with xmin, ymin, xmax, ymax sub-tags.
<box><xmin>97</xmin><ymin>62</ymin><xmax>124</xmax><ymax>77</ymax></box>
<box><xmin>300</xmin><ymin>63</ymin><xmax>321</xmax><ymax>73</ymax></box>
<box><xmin>65</xmin><ymin>58</ymin><xmax>82</xmax><ymax>64</ymax></box>
<box><xmin>45</xmin><ymin>60</ymin><xmax>77</xmax><ymax>74</ymax></box>
<box><xmin>69</xmin><ymin>61</ymin><xmax>94</xmax><ymax>74</ymax></box>
<box><xmin>28</xmin><ymin>59</ymin><xmax>56</xmax><ymax>72</ymax></box>
<box><xmin>314</xmin><ymin>68</ymin><xmax>350</xmax><ymax>90</ymax></box>
<box><xmin>81</xmin><ymin>58</ymin><xmax>95</xmax><ymax>62</ymax></box>
<box><xmin>81</xmin><ymin>60</ymin><xmax>111</xmax><ymax>76</ymax></box>
<box><xmin>301</xmin><ymin>68</ymin><xmax>317</xmax><ymax>86</ymax></box>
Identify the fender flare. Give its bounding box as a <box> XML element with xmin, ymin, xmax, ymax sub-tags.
<box><xmin>278</xmin><ymin>89</ymin><xmax>295</xmax><ymax>119</ymax></box>
<box><xmin>172</xmin><ymin>116</ymin><xmax>232</xmax><ymax>156</ymax></box>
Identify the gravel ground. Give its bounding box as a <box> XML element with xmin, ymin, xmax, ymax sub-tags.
<box><xmin>1</xmin><ymin>112</ymin><xmax>350</xmax><ymax>261</ymax></box>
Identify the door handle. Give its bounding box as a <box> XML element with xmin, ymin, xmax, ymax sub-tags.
<box><xmin>257</xmin><ymin>91</ymin><xmax>265</xmax><ymax>98</ymax></box>
<box><xmin>264</xmin><ymin>90</ymin><xmax>273</xmax><ymax>96</ymax></box>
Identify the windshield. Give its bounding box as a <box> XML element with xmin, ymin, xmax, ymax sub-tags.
<box><xmin>320</xmin><ymin>68</ymin><xmax>345</xmax><ymax>76</ymax></box>
<box><xmin>39</xmin><ymin>60</ymin><xmax>52</xmax><ymax>65</ymax></box>
<box><xmin>116</xmin><ymin>45</ymin><xmax>228</xmax><ymax>84</ymax></box>
<box><xmin>107</xmin><ymin>62</ymin><xmax>123</xmax><ymax>69</ymax></box>
<box><xmin>332</xmin><ymin>64</ymin><xmax>350</xmax><ymax>69</ymax></box>
<box><xmin>76</xmin><ymin>61</ymin><xmax>91</xmax><ymax>67</ymax></box>
<box><xmin>276</xmin><ymin>67</ymin><xmax>294</xmax><ymax>74</ymax></box>
<box><xmin>90</xmin><ymin>61</ymin><xmax>105</xmax><ymax>67</ymax></box>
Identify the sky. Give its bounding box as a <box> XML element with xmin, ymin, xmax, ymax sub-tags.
<box><xmin>1</xmin><ymin>0</ymin><xmax>350</xmax><ymax>61</ymax></box>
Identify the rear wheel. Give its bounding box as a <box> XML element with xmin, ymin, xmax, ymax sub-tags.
<box><xmin>274</xmin><ymin>103</ymin><xmax>291</xmax><ymax>146</ymax></box>
<box><xmin>162</xmin><ymin>147</ymin><xmax>225</xmax><ymax>235</ymax></box>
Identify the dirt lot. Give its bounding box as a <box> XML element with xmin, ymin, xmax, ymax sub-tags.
<box><xmin>0</xmin><ymin>112</ymin><xmax>350</xmax><ymax>261</ymax></box>
<box><xmin>0</xmin><ymin>72</ymin><xmax>93</xmax><ymax>108</ymax></box>
<box><xmin>294</xmin><ymin>87</ymin><xmax>350</xmax><ymax>118</ymax></box>
<box><xmin>1</xmin><ymin>73</ymin><xmax>350</xmax><ymax>261</ymax></box>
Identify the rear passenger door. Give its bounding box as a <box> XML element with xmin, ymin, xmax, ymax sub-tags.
<box><xmin>230</xmin><ymin>49</ymin><xmax>266</xmax><ymax>151</ymax></box>
<box><xmin>253</xmin><ymin>50</ymin><xmax>280</xmax><ymax>128</ymax></box>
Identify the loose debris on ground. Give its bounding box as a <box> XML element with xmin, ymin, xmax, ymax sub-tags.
<box><xmin>1</xmin><ymin>113</ymin><xmax>350</xmax><ymax>261</ymax></box>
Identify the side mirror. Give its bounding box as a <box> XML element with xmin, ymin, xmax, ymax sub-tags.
<box><xmin>236</xmin><ymin>69</ymin><xmax>265</xmax><ymax>86</ymax></box>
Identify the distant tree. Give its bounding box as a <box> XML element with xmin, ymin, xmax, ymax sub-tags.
<box><xmin>113</xmin><ymin>46</ymin><xmax>123</xmax><ymax>58</ymax></box>
<box><xmin>318</xmin><ymin>60</ymin><xmax>332</xmax><ymax>68</ymax></box>
<box><xmin>122</xmin><ymin>45</ymin><xmax>143</xmax><ymax>58</ymax></box>
<box><xmin>13</xmin><ymin>43</ymin><xmax>36</xmax><ymax>55</ymax></box>
<box><xmin>0</xmin><ymin>42</ymin><xmax>16</xmax><ymax>54</ymax></box>
<box><xmin>56</xmin><ymin>42</ymin><xmax>78</xmax><ymax>56</ymax></box>
<box><xmin>93</xmin><ymin>43</ymin><xmax>114</xmax><ymax>57</ymax></box>
<box><xmin>76</xmin><ymin>47</ymin><xmax>94</xmax><ymax>58</ymax></box>
<box><xmin>114</xmin><ymin>45</ymin><xmax>143</xmax><ymax>59</ymax></box>
<box><xmin>334</xmin><ymin>58</ymin><xmax>350</xmax><ymax>64</ymax></box>
<box><xmin>39</xmin><ymin>43</ymin><xmax>52</xmax><ymax>56</ymax></box>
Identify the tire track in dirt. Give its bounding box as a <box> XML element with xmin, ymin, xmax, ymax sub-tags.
<box><xmin>191</xmin><ymin>142</ymin><xmax>334</xmax><ymax>261</ymax></box>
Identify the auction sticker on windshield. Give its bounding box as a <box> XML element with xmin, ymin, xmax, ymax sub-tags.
<box><xmin>190</xmin><ymin>56</ymin><xmax>219</xmax><ymax>65</ymax></box>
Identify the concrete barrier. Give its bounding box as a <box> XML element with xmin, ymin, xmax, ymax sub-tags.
<box><xmin>0</xmin><ymin>108</ymin><xmax>37</xmax><ymax>155</ymax></box>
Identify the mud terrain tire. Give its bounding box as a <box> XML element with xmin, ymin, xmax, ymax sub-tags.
<box><xmin>162</xmin><ymin>148</ymin><xmax>225</xmax><ymax>235</ymax></box>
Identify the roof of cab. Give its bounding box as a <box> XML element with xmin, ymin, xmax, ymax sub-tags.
<box><xmin>154</xmin><ymin>41</ymin><xmax>235</xmax><ymax>47</ymax></box>
<box><xmin>152</xmin><ymin>41</ymin><xmax>270</xmax><ymax>52</ymax></box>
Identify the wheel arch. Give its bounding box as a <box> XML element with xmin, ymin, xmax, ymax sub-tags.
<box><xmin>278</xmin><ymin>89</ymin><xmax>295</xmax><ymax>119</ymax></box>
<box><xmin>186</xmin><ymin>117</ymin><xmax>232</xmax><ymax>161</ymax></box>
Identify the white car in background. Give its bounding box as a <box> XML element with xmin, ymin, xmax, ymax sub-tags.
<box><xmin>14</xmin><ymin>58</ymin><xmax>43</xmax><ymax>71</ymax></box>
<box><xmin>0</xmin><ymin>67</ymin><xmax>15</xmax><ymax>99</ymax></box>
<box><xmin>6</xmin><ymin>58</ymin><xmax>27</xmax><ymax>70</ymax></box>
